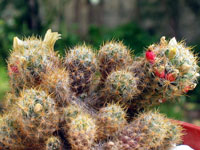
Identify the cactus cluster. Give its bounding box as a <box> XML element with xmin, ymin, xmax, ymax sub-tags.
<box><xmin>0</xmin><ymin>29</ymin><xmax>199</xmax><ymax>150</ymax></box>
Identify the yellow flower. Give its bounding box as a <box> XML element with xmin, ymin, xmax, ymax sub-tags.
<box><xmin>169</xmin><ymin>47</ymin><xmax>177</xmax><ymax>59</ymax></box>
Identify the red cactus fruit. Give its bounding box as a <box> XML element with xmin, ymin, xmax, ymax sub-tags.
<box><xmin>145</xmin><ymin>50</ymin><xmax>156</xmax><ymax>64</ymax></box>
<box><xmin>155</xmin><ymin>70</ymin><xmax>165</xmax><ymax>78</ymax></box>
<box><xmin>166</xmin><ymin>73</ymin><xmax>176</xmax><ymax>82</ymax></box>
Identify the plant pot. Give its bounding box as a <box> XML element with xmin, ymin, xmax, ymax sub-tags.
<box><xmin>175</xmin><ymin>120</ymin><xmax>200</xmax><ymax>150</ymax></box>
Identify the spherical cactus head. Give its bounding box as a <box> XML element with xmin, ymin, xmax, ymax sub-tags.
<box><xmin>65</xmin><ymin>44</ymin><xmax>98</xmax><ymax>96</ymax></box>
<box><xmin>142</xmin><ymin>36</ymin><xmax>199</xmax><ymax>104</ymax></box>
<box><xmin>41</xmin><ymin>67</ymin><xmax>70</xmax><ymax>106</ymax></box>
<box><xmin>46</xmin><ymin>136</ymin><xmax>62</xmax><ymax>150</ymax></box>
<box><xmin>97</xmin><ymin>103</ymin><xmax>127</xmax><ymax>140</ymax></box>
<box><xmin>61</xmin><ymin>103</ymin><xmax>82</xmax><ymax>126</ymax></box>
<box><xmin>15</xmin><ymin>88</ymin><xmax>59</xmax><ymax>144</ymax></box>
<box><xmin>116</xmin><ymin>111</ymin><xmax>184</xmax><ymax>150</ymax></box>
<box><xmin>67</xmin><ymin>113</ymin><xmax>96</xmax><ymax>150</ymax></box>
<box><xmin>2</xmin><ymin>92</ymin><xmax>18</xmax><ymax>112</ymax></box>
<box><xmin>0</xmin><ymin>114</ymin><xmax>25</xmax><ymax>150</ymax></box>
<box><xmin>8</xmin><ymin>29</ymin><xmax>61</xmax><ymax>94</ymax></box>
<box><xmin>98</xmin><ymin>41</ymin><xmax>133</xmax><ymax>81</ymax></box>
<box><xmin>161</xmin><ymin>120</ymin><xmax>184</xmax><ymax>149</ymax></box>
<box><xmin>134</xmin><ymin>111</ymin><xmax>170</xmax><ymax>148</ymax></box>
<box><xmin>103</xmin><ymin>70</ymin><xmax>139</xmax><ymax>103</ymax></box>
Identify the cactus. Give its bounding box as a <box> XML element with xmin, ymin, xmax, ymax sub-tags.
<box><xmin>160</xmin><ymin>120</ymin><xmax>184</xmax><ymax>149</ymax></box>
<box><xmin>8</xmin><ymin>29</ymin><xmax>61</xmax><ymax>95</ymax></box>
<box><xmin>2</xmin><ymin>31</ymin><xmax>198</xmax><ymax>150</ymax></box>
<box><xmin>46</xmin><ymin>136</ymin><xmax>62</xmax><ymax>150</ymax></box>
<box><xmin>41</xmin><ymin>67</ymin><xmax>70</xmax><ymax>106</ymax></box>
<box><xmin>61</xmin><ymin>102</ymin><xmax>96</xmax><ymax>150</ymax></box>
<box><xmin>102</xmin><ymin>70</ymin><xmax>139</xmax><ymax>103</ymax></box>
<box><xmin>0</xmin><ymin>114</ymin><xmax>25</xmax><ymax>150</ymax></box>
<box><xmin>129</xmin><ymin>37</ymin><xmax>200</xmax><ymax>111</ymax></box>
<box><xmin>61</xmin><ymin>103</ymin><xmax>82</xmax><ymax>129</ymax></box>
<box><xmin>2</xmin><ymin>92</ymin><xmax>18</xmax><ymax>112</ymax></box>
<box><xmin>98</xmin><ymin>41</ymin><xmax>133</xmax><ymax>82</ymax></box>
<box><xmin>96</xmin><ymin>103</ymin><xmax>127</xmax><ymax>140</ymax></box>
<box><xmin>111</xmin><ymin>111</ymin><xmax>183</xmax><ymax>150</ymax></box>
<box><xmin>14</xmin><ymin>88</ymin><xmax>59</xmax><ymax>148</ymax></box>
<box><xmin>64</xmin><ymin>45</ymin><xmax>98</xmax><ymax>97</ymax></box>
<box><xmin>66</xmin><ymin>113</ymin><xmax>96</xmax><ymax>150</ymax></box>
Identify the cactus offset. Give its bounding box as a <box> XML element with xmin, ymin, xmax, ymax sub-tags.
<box><xmin>8</xmin><ymin>29</ymin><xmax>61</xmax><ymax>95</ymax></box>
<box><xmin>96</xmin><ymin>103</ymin><xmax>127</xmax><ymax>140</ymax></box>
<box><xmin>102</xmin><ymin>70</ymin><xmax>139</xmax><ymax>103</ymax></box>
<box><xmin>160</xmin><ymin>121</ymin><xmax>184</xmax><ymax>149</ymax></box>
<box><xmin>129</xmin><ymin>37</ymin><xmax>199</xmax><ymax>111</ymax></box>
<box><xmin>98</xmin><ymin>41</ymin><xmax>133</xmax><ymax>82</ymax></box>
<box><xmin>64</xmin><ymin>45</ymin><xmax>98</xmax><ymax>97</ymax></box>
<box><xmin>14</xmin><ymin>88</ymin><xmax>59</xmax><ymax>148</ymax></box>
<box><xmin>66</xmin><ymin>113</ymin><xmax>96</xmax><ymax>150</ymax></box>
<box><xmin>61</xmin><ymin>103</ymin><xmax>82</xmax><ymax>129</ymax></box>
<box><xmin>41</xmin><ymin>67</ymin><xmax>70</xmax><ymax>106</ymax></box>
<box><xmin>111</xmin><ymin>111</ymin><xmax>183</xmax><ymax>150</ymax></box>
<box><xmin>0</xmin><ymin>114</ymin><xmax>25</xmax><ymax>150</ymax></box>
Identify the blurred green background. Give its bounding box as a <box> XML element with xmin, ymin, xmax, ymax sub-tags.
<box><xmin>0</xmin><ymin>0</ymin><xmax>200</xmax><ymax>125</ymax></box>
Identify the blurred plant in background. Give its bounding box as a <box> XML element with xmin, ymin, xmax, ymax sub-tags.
<box><xmin>0</xmin><ymin>0</ymin><xmax>200</xmax><ymax>125</ymax></box>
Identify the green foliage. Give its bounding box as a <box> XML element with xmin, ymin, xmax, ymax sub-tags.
<box><xmin>87</xmin><ymin>23</ymin><xmax>158</xmax><ymax>55</ymax></box>
<box><xmin>0</xmin><ymin>65</ymin><xmax>9</xmax><ymax>102</ymax></box>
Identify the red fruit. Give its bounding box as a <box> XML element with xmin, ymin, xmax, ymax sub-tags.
<box><xmin>145</xmin><ymin>50</ymin><xmax>155</xmax><ymax>63</ymax></box>
<box><xmin>10</xmin><ymin>65</ymin><xmax>19</xmax><ymax>74</ymax></box>
<box><xmin>159</xmin><ymin>98</ymin><xmax>166</xmax><ymax>103</ymax></box>
<box><xmin>155</xmin><ymin>70</ymin><xmax>165</xmax><ymax>78</ymax></box>
<box><xmin>166</xmin><ymin>73</ymin><xmax>176</xmax><ymax>82</ymax></box>
<box><xmin>183</xmin><ymin>86</ymin><xmax>191</xmax><ymax>93</ymax></box>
